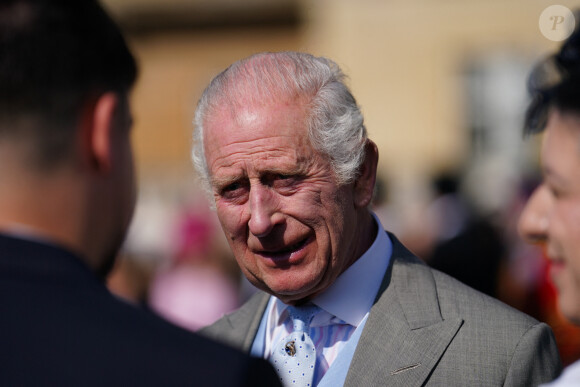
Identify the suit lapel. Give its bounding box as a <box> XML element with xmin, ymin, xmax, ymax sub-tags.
<box><xmin>344</xmin><ymin>235</ymin><xmax>463</xmax><ymax>386</ymax></box>
<box><xmin>238</xmin><ymin>293</ymin><xmax>270</xmax><ymax>351</ymax></box>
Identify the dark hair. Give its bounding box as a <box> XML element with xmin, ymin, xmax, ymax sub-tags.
<box><xmin>524</xmin><ymin>19</ymin><xmax>580</xmax><ymax>135</ymax></box>
<box><xmin>0</xmin><ymin>0</ymin><xmax>137</xmax><ymax>167</ymax></box>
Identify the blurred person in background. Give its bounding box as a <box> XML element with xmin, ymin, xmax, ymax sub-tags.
<box><xmin>426</xmin><ymin>171</ymin><xmax>506</xmax><ymax>299</ymax></box>
<box><xmin>0</xmin><ymin>0</ymin><xmax>281</xmax><ymax>385</ymax></box>
<box><xmin>519</xmin><ymin>24</ymin><xmax>580</xmax><ymax>385</ymax></box>
<box><xmin>148</xmin><ymin>207</ymin><xmax>241</xmax><ymax>331</ymax></box>
<box><xmin>194</xmin><ymin>51</ymin><xmax>561</xmax><ymax>386</ymax></box>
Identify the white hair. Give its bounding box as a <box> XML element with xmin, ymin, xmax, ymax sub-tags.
<box><xmin>192</xmin><ymin>51</ymin><xmax>367</xmax><ymax>196</ymax></box>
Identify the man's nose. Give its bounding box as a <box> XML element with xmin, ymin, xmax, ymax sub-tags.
<box><xmin>248</xmin><ymin>184</ymin><xmax>279</xmax><ymax>237</ymax></box>
<box><xmin>518</xmin><ymin>185</ymin><xmax>550</xmax><ymax>244</ymax></box>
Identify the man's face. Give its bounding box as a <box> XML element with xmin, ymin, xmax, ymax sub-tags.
<box><xmin>519</xmin><ymin>110</ymin><xmax>580</xmax><ymax>324</ymax></box>
<box><xmin>99</xmin><ymin>93</ymin><xmax>136</xmax><ymax>277</ymax></box>
<box><xmin>114</xmin><ymin>95</ymin><xmax>137</xmax><ymax>229</ymax></box>
<box><xmin>203</xmin><ymin>99</ymin><xmax>365</xmax><ymax>304</ymax></box>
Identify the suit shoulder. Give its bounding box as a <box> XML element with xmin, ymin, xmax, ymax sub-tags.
<box><xmin>0</xmin><ymin>276</ymin><xmax>279</xmax><ymax>386</ymax></box>
<box><xmin>430</xmin><ymin>266</ymin><xmax>539</xmax><ymax>327</ymax></box>
<box><xmin>427</xmin><ymin>266</ymin><xmax>561</xmax><ymax>384</ymax></box>
<box><xmin>391</xmin><ymin>250</ymin><xmax>538</xmax><ymax>328</ymax></box>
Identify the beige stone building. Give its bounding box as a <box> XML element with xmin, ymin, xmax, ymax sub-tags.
<box><xmin>102</xmin><ymin>0</ymin><xmax>576</xmax><ymax>288</ymax></box>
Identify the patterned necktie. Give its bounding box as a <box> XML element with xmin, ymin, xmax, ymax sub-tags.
<box><xmin>270</xmin><ymin>304</ymin><xmax>318</xmax><ymax>387</ymax></box>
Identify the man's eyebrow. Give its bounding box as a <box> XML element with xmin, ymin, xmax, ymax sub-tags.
<box><xmin>271</xmin><ymin>157</ymin><xmax>315</xmax><ymax>175</ymax></box>
<box><xmin>210</xmin><ymin>160</ymin><xmax>311</xmax><ymax>186</ymax></box>
<box><xmin>265</xmin><ymin>165</ymin><xmax>308</xmax><ymax>176</ymax></box>
<box><xmin>543</xmin><ymin>165</ymin><xmax>569</xmax><ymax>187</ymax></box>
<box><xmin>210</xmin><ymin>175</ymin><xmax>245</xmax><ymax>188</ymax></box>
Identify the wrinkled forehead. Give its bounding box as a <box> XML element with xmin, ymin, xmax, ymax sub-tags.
<box><xmin>204</xmin><ymin>96</ymin><xmax>312</xmax><ymax>149</ymax></box>
<box><xmin>203</xmin><ymin>81</ymin><xmax>311</xmax><ymax>138</ymax></box>
<box><xmin>213</xmin><ymin>88</ymin><xmax>309</xmax><ymax>125</ymax></box>
<box><xmin>202</xmin><ymin>99</ymin><xmax>325</xmax><ymax>183</ymax></box>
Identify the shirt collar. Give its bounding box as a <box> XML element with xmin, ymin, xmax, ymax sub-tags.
<box><xmin>311</xmin><ymin>212</ymin><xmax>392</xmax><ymax>327</ymax></box>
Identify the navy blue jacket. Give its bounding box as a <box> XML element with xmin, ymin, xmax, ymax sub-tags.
<box><xmin>0</xmin><ymin>234</ymin><xmax>280</xmax><ymax>386</ymax></box>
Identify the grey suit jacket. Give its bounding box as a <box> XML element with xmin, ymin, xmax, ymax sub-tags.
<box><xmin>202</xmin><ymin>235</ymin><xmax>562</xmax><ymax>386</ymax></box>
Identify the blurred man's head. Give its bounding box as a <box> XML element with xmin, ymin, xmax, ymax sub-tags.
<box><xmin>193</xmin><ymin>52</ymin><xmax>378</xmax><ymax>304</ymax></box>
<box><xmin>0</xmin><ymin>0</ymin><xmax>136</xmax><ymax>166</ymax></box>
<box><xmin>0</xmin><ymin>0</ymin><xmax>138</xmax><ymax>277</ymax></box>
<box><xmin>519</xmin><ymin>28</ymin><xmax>580</xmax><ymax>324</ymax></box>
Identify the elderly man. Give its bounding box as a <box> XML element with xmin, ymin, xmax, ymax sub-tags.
<box><xmin>0</xmin><ymin>1</ymin><xmax>280</xmax><ymax>385</ymax></box>
<box><xmin>195</xmin><ymin>52</ymin><xmax>561</xmax><ymax>386</ymax></box>
<box><xmin>519</xmin><ymin>28</ymin><xmax>580</xmax><ymax>386</ymax></box>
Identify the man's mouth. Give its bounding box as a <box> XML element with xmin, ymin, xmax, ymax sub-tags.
<box><xmin>277</xmin><ymin>238</ymin><xmax>308</xmax><ymax>253</ymax></box>
<box><xmin>257</xmin><ymin>237</ymin><xmax>311</xmax><ymax>261</ymax></box>
<box><xmin>547</xmin><ymin>254</ymin><xmax>566</xmax><ymax>281</ymax></box>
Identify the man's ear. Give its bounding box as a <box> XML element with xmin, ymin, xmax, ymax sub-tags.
<box><xmin>79</xmin><ymin>92</ymin><xmax>119</xmax><ymax>174</ymax></box>
<box><xmin>353</xmin><ymin>139</ymin><xmax>379</xmax><ymax>208</ymax></box>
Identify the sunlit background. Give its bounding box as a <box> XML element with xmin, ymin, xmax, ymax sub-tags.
<box><xmin>100</xmin><ymin>0</ymin><xmax>580</xmax><ymax>366</ymax></box>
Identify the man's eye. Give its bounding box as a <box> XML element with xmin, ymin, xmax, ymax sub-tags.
<box><xmin>549</xmin><ymin>187</ymin><xmax>562</xmax><ymax>199</ymax></box>
<box><xmin>272</xmin><ymin>174</ymin><xmax>302</xmax><ymax>193</ymax></box>
<box><xmin>219</xmin><ymin>182</ymin><xmax>248</xmax><ymax>200</ymax></box>
<box><xmin>273</xmin><ymin>174</ymin><xmax>297</xmax><ymax>186</ymax></box>
<box><xmin>223</xmin><ymin>182</ymin><xmax>241</xmax><ymax>192</ymax></box>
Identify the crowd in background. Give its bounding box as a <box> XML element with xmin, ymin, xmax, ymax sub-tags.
<box><xmin>109</xmin><ymin>165</ymin><xmax>580</xmax><ymax>367</ymax></box>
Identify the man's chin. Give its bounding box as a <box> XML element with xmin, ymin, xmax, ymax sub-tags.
<box><xmin>262</xmin><ymin>282</ymin><xmax>321</xmax><ymax>304</ymax></box>
<box><xmin>95</xmin><ymin>239</ymin><xmax>125</xmax><ymax>280</ymax></box>
<box><xmin>558</xmin><ymin>293</ymin><xmax>580</xmax><ymax>325</ymax></box>
<box><xmin>245</xmin><ymin>266</ymin><xmax>324</xmax><ymax>302</ymax></box>
<box><xmin>96</xmin><ymin>229</ymin><xmax>130</xmax><ymax>280</ymax></box>
<box><xmin>96</xmin><ymin>251</ymin><xmax>118</xmax><ymax>280</ymax></box>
